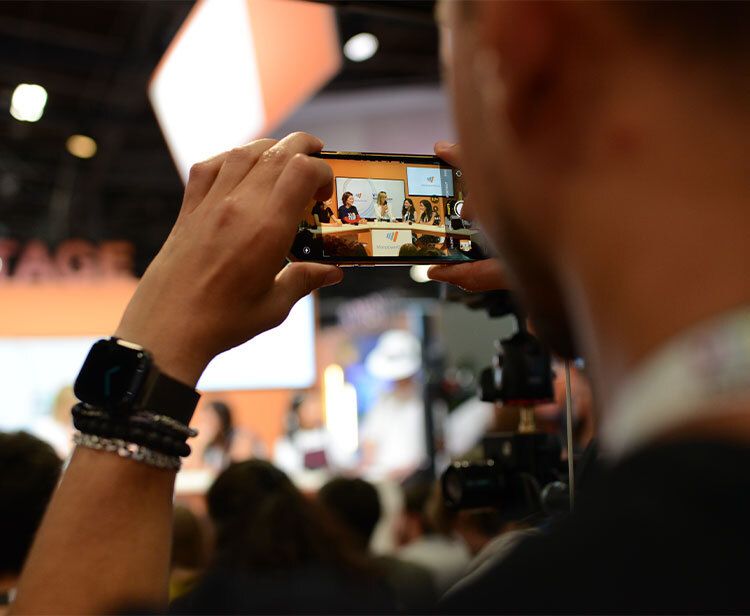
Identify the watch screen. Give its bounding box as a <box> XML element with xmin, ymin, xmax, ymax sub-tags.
<box><xmin>74</xmin><ymin>339</ymin><xmax>148</xmax><ymax>407</ymax></box>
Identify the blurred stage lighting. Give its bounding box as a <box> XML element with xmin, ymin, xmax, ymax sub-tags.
<box><xmin>149</xmin><ymin>0</ymin><xmax>341</xmax><ymax>181</ymax></box>
<box><xmin>410</xmin><ymin>265</ymin><xmax>432</xmax><ymax>283</ymax></box>
<box><xmin>343</xmin><ymin>33</ymin><xmax>378</xmax><ymax>62</ymax></box>
<box><xmin>66</xmin><ymin>135</ymin><xmax>97</xmax><ymax>159</ymax></box>
<box><xmin>10</xmin><ymin>84</ymin><xmax>47</xmax><ymax>122</ymax></box>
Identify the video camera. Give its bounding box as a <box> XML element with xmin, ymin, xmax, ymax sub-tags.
<box><xmin>441</xmin><ymin>291</ymin><xmax>570</xmax><ymax>518</ymax></box>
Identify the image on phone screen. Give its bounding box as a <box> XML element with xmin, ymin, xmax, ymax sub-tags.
<box><xmin>290</xmin><ymin>152</ymin><xmax>487</xmax><ymax>264</ymax></box>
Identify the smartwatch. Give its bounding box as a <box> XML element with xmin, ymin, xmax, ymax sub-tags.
<box><xmin>74</xmin><ymin>337</ymin><xmax>200</xmax><ymax>425</ymax></box>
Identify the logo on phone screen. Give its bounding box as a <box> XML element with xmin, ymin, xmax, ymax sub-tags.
<box><xmin>386</xmin><ymin>231</ymin><xmax>399</xmax><ymax>242</ymax></box>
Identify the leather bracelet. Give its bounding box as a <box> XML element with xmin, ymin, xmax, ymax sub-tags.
<box><xmin>72</xmin><ymin>404</ymin><xmax>195</xmax><ymax>458</ymax></box>
<box><xmin>73</xmin><ymin>432</ymin><xmax>181</xmax><ymax>471</ymax></box>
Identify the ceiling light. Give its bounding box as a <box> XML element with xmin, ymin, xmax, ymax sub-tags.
<box><xmin>66</xmin><ymin>134</ymin><xmax>97</xmax><ymax>159</ymax></box>
<box><xmin>410</xmin><ymin>265</ymin><xmax>432</xmax><ymax>283</ymax></box>
<box><xmin>343</xmin><ymin>32</ymin><xmax>379</xmax><ymax>62</ymax></box>
<box><xmin>10</xmin><ymin>84</ymin><xmax>48</xmax><ymax>122</ymax></box>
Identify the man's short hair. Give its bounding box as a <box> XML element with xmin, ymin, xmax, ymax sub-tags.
<box><xmin>0</xmin><ymin>431</ymin><xmax>62</xmax><ymax>574</ymax></box>
<box><xmin>318</xmin><ymin>478</ymin><xmax>381</xmax><ymax>548</ymax></box>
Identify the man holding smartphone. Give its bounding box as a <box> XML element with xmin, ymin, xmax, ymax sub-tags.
<box><xmin>13</xmin><ymin>2</ymin><xmax>750</xmax><ymax>614</ymax></box>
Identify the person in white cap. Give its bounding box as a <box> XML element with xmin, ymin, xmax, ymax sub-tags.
<box><xmin>360</xmin><ymin>330</ymin><xmax>427</xmax><ymax>481</ymax></box>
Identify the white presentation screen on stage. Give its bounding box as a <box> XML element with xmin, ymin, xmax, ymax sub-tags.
<box><xmin>335</xmin><ymin>177</ymin><xmax>406</xmax><ymax>219</ymax></box>
<box><xmin>0</xmin><ymin>295</ymin><xmax>316</xmax><ymax>433</ymax></box>
<box><xmin>406</xmin><ymin>166</ymin><xmax>454</xmax><ymax>197</ymax></box>
<box><xmin>197</xmin><ymin>294</ymin><xmax>316</xmax><ymax>391</ymax></box>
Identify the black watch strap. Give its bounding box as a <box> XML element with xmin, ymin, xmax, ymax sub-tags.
<box><xmin>143</xmin><ymin>370</ymin><xmax>200</xmax><ymax>426</ymax></box>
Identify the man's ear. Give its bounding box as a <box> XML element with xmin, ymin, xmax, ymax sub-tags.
<box><xmin>473</xmin><ymin>1</ymin><xmax>564</xmax><ymax>141</ymax></box>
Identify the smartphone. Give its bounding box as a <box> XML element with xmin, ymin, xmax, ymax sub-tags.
<box><xmin>289</xmin><ymin>151</ymin><xmax>487</xmax><ymax>266</ymax></box>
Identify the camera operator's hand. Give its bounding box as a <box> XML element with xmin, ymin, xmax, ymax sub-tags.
<box><xmin>429</xmin><ymin>140</ymin><xmax>509</xmax><ymax>292</ymax></box>
<box><xmin>115</xmin><ymin>133</ymin><xmax>343</xmax><ymax>386</ymax></box>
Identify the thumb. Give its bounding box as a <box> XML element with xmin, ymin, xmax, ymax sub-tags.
<box><xmin>434</xmin><ymin>141</ymin><xmax>462</xmax><ymax>168</ymax></box>
<box><xmin>274</xmin><ymin>262</ymin><xmax>344</xmax><ymax>306</ymax></box>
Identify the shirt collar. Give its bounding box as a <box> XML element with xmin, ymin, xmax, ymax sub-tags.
<box><xmin>602</xmin><ymin>307</ymin><xmax>750</xmax><ymax>459</ymax></box>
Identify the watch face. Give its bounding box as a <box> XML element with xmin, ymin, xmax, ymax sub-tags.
<box><xmin>74</xmin><ymin>339</ymin><xmax>150</xmax><ymax>408</ymax></box>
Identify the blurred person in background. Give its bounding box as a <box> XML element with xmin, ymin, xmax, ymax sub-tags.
<box><xmin>360</xmin><ymin>330</ymin><xmax>427</xmax><ymax>481</ymax></box>
<box><xmin>169</xmin><ymin>505</ymin><xmax>210</xmax><ymax>601</ymax></box>
<box><xmin>395</xmin><ymin>478</ymin><xmax>470</xmax><ymax>595</ymax></box>
<box><xmin>452</xmin><ymin>509</ymin><xmax>537</xmax><ymax>582</ymax></box>
<box><xmin>318</xmin><ymin>477</ymin><xmax>436</xmax><ymax>613</ymax></box>
<box><xmin>171</xmin><ymin>460</ymin><xmax>396</xmax><ymax>614</ymax></box>
<box><xmin>273</xmin><ymin>390</ymin><xmax>333</xmax><ymax>475</ymax></box>
<box><xmin>186</xmin><ymin>399</ymin><xmax>266</xmax><ymax>472</ymax></box>
<box><xmin>0</xmin><ymin>432</ymin><xmax>61</xmax><ymax>612</ymax></box>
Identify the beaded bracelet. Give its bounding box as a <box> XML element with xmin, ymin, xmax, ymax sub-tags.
<box><xmin>73</xmin><ymin>432</ymin><xmax>182</xmax><ymax>471</ymax></box>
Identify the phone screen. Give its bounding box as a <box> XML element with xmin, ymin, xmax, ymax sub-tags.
<box><xmin>290</xmin><ymin>152</ymin><xmax>487</xmax><ymax>265</ymax></box>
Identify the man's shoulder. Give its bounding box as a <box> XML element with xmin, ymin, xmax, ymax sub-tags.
<box><xmin>441</xmin><ymin>440</ymin><xmax>750</xmax><ymax>613</ymax></box>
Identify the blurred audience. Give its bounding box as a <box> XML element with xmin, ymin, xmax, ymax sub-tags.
<box><xmin>169</xmin><ymin>505</ymin><xmax>210</xmax><ymax>602</ymax></box>
<box><xmin>318</xmin><ymin>477</ymin><xmax>436</xmax><ymax>612</ymax></box>
<box><xmin>171</xmin><ymin>460</ymin><xmax>396</xmax><ymax>613</ymax></box>
<box><xmin>452</xmin><ymin>509</ymin><xmax>537</xmax><ymax>582</ymax></box>
<box><xmin>395</xmin><ymin>478</ymin><xmax>470</xmax><ymax>594</ymax></box>
<box><xmin>0</xmin><ymin>432</ymin><xmax>62</xmax><ymax>612</ymax></box>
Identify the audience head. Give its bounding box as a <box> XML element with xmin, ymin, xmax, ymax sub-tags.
<box><xmin>318</xmin><ymin>478</ymin><xmax>381</xmax><ymax>551</ymax></box>
<box><xmin>0</xmin><ymin>431</ymin><xmax>62</xmax><ymax>577</ymax></box>
<box><xmin>207</xmin><ymin>460</ymin><xmax>364</xmax><ymax>572</ymax></box>
<box><xmin>171</xmin><ymin>504</ymin><xmax>209</xmax><ymax>572</ymax></box>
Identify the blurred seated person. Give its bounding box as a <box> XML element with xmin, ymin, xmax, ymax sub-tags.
<box><xmin>274</xmin><ymin>391</ymin><xmax>334</xmax><ymax>476</ymax></box>
<box><xmin>171</xmin><ymin>460</ymin><xmax>396</xmax><ymax>614</ymax></box>
<box><xmin>185</xmin><ymin>400</ymin><xmax>266</xmax><ymax>473</ymax></box>
<box><xmin>311</xmin><ymin>198</ymin><xmax>339</xmax><ymax>225</ymax></box>
<box><xmin>395</xmin><ymin>479</ymin><xmax>470</xmax><ymax>595</ymax></box>
<box><xmin>376</xmin><ymin>191</ymin><xmax>393</xmax><ymax>222</ymax></box>
<box><xmin>318</xmin><ymin>477</ymin><xmax>436</xmax><ymax>612</ymax></box>
<box><xmin>169</xmin><ymin>505</ymin><xmax>210</xmax><ymax>601</ymax></box>
<box><xmin>0</xmin><ymin>432</ymin><xmax>62</xmax><ymax>613</ymax></box>
<box><xmin>337</xmin><ymin>191</ymin><xmax>365</xmax><ymax>225</ymax></box>
<box><xmin>401</xmin><ymin>198</ymin><xmax>416</xmax><ymax>223</ymax></box>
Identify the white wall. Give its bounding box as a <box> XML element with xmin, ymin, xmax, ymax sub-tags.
<box><xmin>271</xmin><ymin>85</ymin><xmax>456</xmax><ymax>154</ymax></box>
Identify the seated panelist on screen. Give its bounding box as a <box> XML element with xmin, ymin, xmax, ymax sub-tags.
<box><xmin>419</xmin><ymin>199</ymin><xmax>434</xmax><ymax>224</ymax></box>
<box><xmin>338</xmin><ymin>191</ymin><xmax>365</xmax><ymax>225</ymax></box>
<box><xmin>402</xmin><ymin>198</ymin><xmax>416</xmax><ymax>223</ymax></box>
<box><xmin>376</xmin><ymin>191</ymin><xmax>393</xmax><ymax>222</ymax></box>
<box><xmin>311</xmin><ymin>199</ymin><xmax>339</xmax><ymax>225</ymax></box>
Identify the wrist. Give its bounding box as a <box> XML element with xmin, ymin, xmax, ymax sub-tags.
<box><xmin>112</xmin><ymin>324</ymin><xmax>210</xmax><ymax>388</ymax></box>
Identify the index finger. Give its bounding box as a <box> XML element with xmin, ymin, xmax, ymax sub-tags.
<box><xmin>428</xmin><ymin>258</ymin><xmax>508</xmax><ymax>292</ymax></box>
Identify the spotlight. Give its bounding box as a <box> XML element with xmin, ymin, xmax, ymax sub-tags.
<box><xmin>343</xmin><ymin>33</ymin><xmax>379</xmax><ymax>62</ymax></box>
<box><xmin>66</xmin><ymin>134</ymin><xmax>97</xmax><ymax>159</ymax></box>
<box><xmin>10</xmin><ymin>84</ymin><xmax>48</xmax><ymax>122</ymax></box>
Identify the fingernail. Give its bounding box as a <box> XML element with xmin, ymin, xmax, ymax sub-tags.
<box><xmin>323</xmin><ymin>269</ymin><xmax>343</xmax><ymax>286</ymax></box>
<box><xmin>435</xmin><ymin>141</ymin><xmax>457</xmax><ymax>150</ymax></box>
